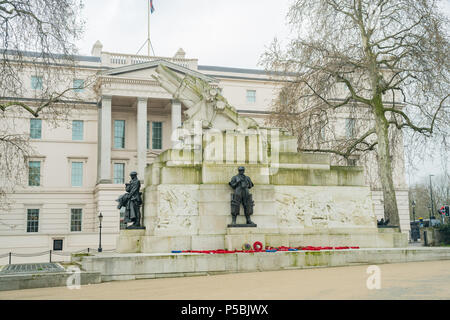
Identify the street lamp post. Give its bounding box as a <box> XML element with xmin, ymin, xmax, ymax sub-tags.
<box><xmin>411</xmin><ymin>200</ymin><xmax>417</xmax><ymax>242</ymax></box>
<box><xmin>428</xmin><ymin>205</ymin><xmax>432</xmax><ymax>227</ymax></box>
<box><xmin>98</xmin><ymin>212</ymin><xmax>103</xmax><ymax>253</ymax></box>
<box><xmin>429</xmin><ymin>174</ymin><xmax>434</xmax><ymax>224</ymax></box>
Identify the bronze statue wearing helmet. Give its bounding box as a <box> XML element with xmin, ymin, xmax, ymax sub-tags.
<box><xmin>228</xmin><ymin>166</ymin><xmax>255</xmax><ymax>226</ymax></box>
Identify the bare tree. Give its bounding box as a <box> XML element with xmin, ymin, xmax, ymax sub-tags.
<box><xmin>0</xmin><ymin>0</ymin><xmax>88</xmax><ymax>209</ymax></box>
<box><xmin>261</xmin><ymin>0</ymin><xmax>450</xmax><ymax>228</ymax></box>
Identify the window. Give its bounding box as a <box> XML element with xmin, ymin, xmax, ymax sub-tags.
<box><xmin>114</xmin><ymin>120</ymin><xmax>125</xmax><ymax>149</ymax></box>
<box><xmin>73</xmin><ymin>79</ymin><xmax>84</xmax><ymax>92</ymax></box>
<box><xmin>71</xmin><ymin>162</ymin><xmax>83</xmax><ymax>187</ymax></box>
<box><xmin>279</xmin><ymin>89</ymin><xmax>289</xmax><ymax>106</ymax></box>
<box><xmin>28</xmin><ymin>161</ymin><xmax>41</xmax><ymax>186</ymax></box>
<box><xmin>70</xmin><ymin>209</ymin><xmax>82</xmax><ymax>232</ymax></box>
<box><xmin>53</xmin><ymin>239</ymin><xmax>63</xmax><ymax>251</ymax></box>
<box><xmin>147</xmin><ymin>121</ymin><xmax>150</xmax><ymax>149</ymax></box>
<box><xmin>72</xmin><ymin>120</ymin><xmax>84</xmax><ymax>140</ymax></box>
<box><xmin>30</xmin><ymin>119</ymin><xmax>42</xmax><ymax>139</ymax></box>
<box><xmin>27</xmin><ymin>209</ymin><xmax>39</xmax><ymax>232</ymax></box>
<box><xmin>120</xmin><ymin>209</ymin><xmax>127</xmax><ymax>230</ymax></box>
<box><xmin>113</xmin><ymin>163</ymin><xmax>125</xmax><ymax>184</ymax></box>
<box><xmin>347</xmin><ymin>156</ymin><xmax>359</xmax><ymax>166</ymax></box>
<box><xmin>152</xmin><ymin>122</ymin><xmax>162</xmax><ymax>149</ymax></box>
<box><xmin>345</xmin><ymin>118</ymin><xmax>356</xmax><ymax>138</ymax></box>
<box><xmin>246</xmin><ymin>90</ymin><xmax>256</xmax><ymax>103</ymax></box>
<box><xmin>304</xmin><ymin>128</ymin><xmax>312</xmax><ymax>145</ymax></box>
<box><xmin>31</xmin><ymin>76</ymin><xmax>43</xmax><ymax>90</ymax></box>
<box><xmin>319</xmin><ymin>125</ymin><xmax>326</xmax><ymax>141</ymax></box>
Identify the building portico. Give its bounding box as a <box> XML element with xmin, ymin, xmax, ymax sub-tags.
<box><xmin>94</xmin><ymin>60</ymin><xmax>215</xmax><ymax>185</ymax></box>
<box><xmin>96</xmin><ymin>95</ymin><xmax>181</xmax><ymax>184</ymax></box>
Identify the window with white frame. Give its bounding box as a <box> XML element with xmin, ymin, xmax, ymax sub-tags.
<box><xmin>120</xmin><ymin>209</ymin><xmax>127</xmax><ymax>230</ymax></box>
<box><xmin>53</xmin><ymin>239</ymin><xmax>63</xmax><ymax>251</ymax></box>
<box><xmin>114</xmin><ymin>120</ymin><xmax>125</xmax><ymax>149</ymax></box>
<box><xmin>113</xmin><ymin>163</ymin><xmax>125</xmax><ymax>184</ymax></box>
<box><xmin>319</xmin><ymin>122</ymin><xmax>327</xmax><ymax>141</ymax></box>
<box><xmin>246</xmin><ymin>90</ymin><xmax>256</xmax><ymax>103</ymax></box>
<box><xmin>27</xmin><ymin>209</ymin><xmax>39</xmax><ymax>232</ymax></box>
<box><xmin>70</xmin><ymin>208</ymin><xmax>82</xmax><ymax>232</ymax></box>
<box><xmin>71</xmin><ymin>162</ymin><xmax>83</xmax><ymax>187</ymax></box>
<box><xmin>152</xmin><ymin>122</ymin><xmax>162</xmax><ymax>150</ymax></box>
<box><xmin>73</xmin><ymin>79</ymin><xmax>84</xmax><ymax>92</ymax></box>
<box><xmin>31</xmin><ymin>76</ymin><xmax>43</xmax><ymax>90</ymax></box>
<box><xmin>30</xmin><ymin>118</ymin><xmax>42</xmax><ymax>139</ymax></box>
<box><xmin>72</xmin><ymin>120</ymin><xmax>84</xmax><ymax>140</ymax></box>
<box><xmin>147</xmin><ymin>121</ymin><xmax>150</xmax><ymax>149</ymax></box>
<box><xmin>28</xmin><ymin>161</ymin><xmax>41</xmax><ymax>186</ymax></box>
<box><xmin>345</xmin><ymin>118</ymin><xmax>356</xmax><ymax>138</ymax></box>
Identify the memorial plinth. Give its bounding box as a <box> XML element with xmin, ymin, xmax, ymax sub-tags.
<box><xmin>116</xmin><ymin>229</ymin><xmax>146</xmax><ymax>253</ymax></box>
<box><xmin>115</xmin><ymin>145</ymin><xmax>408</xmax><ymax>253</ymax></box>
<box><xmin>225</xmin><ymin>227</ymin><xmax>265</xmax><ymax>251</ymax></box>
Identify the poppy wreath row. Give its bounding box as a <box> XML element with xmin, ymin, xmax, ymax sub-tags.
<box><xmin>172</xmin><ymin>245</ymin><xmax>360</xmax><ymax>254</ymax></box>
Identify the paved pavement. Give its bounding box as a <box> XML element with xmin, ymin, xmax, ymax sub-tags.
<box><xmin>0</xmin><ymin>260</ymin><xmax>449</xmax><ymax>300</ymax></box>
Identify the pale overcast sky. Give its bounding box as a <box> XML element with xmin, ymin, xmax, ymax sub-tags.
<box><xmin>76</xmin><ymin>0</ymin><xmax>450</xmax><ymax>185</ymax></box>
<box><xmin>77</xmin><ymin>0</ymin><xmax>291</xmax><ymax>68</ymax></box>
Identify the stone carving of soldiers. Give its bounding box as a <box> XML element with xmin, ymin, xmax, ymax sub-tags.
<box><xmin>229</xmin><ymin>166</ymin><xmax>255</xmax><ymax>225</ymax></box>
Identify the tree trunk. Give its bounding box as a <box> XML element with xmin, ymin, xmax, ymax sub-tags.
<box><xmin>373</xmin><ymin>96</ymin><xmax>401</xmax><ymax>228</ymax></box>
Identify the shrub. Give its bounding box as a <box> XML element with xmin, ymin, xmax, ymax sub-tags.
<box><xmin>437</xmin><ymin>223</ymin><xmax>450</xmax><ymax>244</ymax></box>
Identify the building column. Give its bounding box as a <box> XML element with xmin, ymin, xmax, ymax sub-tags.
<box><xmin>137</xmin><ymin>97</ymin><xmax>148</xmax><ymax>181</ymax></box>
<box><xmin>97</xmin><ymin>95</ymin><xmax>112</xmax><ymax>183</ymax></box>
<box><xmin>171</xmin><ymin>99</ymin><xmax>182</xmax><ymax>147</ymax></box>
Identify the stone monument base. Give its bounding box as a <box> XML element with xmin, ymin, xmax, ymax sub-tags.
<box><xmin>116</xmin><ymin>146</ymin><xmax>410</xmax><ymax>254</ymax></box>
<box><xmin>77</xmin><ymin>247</ymin><xmax>450</xmax><ymax>282</ymax></box>
<box><xmin>116</xmin><ymin>227</ymin><xmax>408</xmax><ymax>253</ymax></box>
<box><xmin>116</xmin><ymin>229</ymin><xmax>146</xmax><ymax>253</ymax></box>
<box><xmin>225</xmin><ymin>227</ymin><xmax>265</xmax><ymax>250</ymax></box>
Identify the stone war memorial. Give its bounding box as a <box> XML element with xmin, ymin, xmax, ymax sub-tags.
<box><xmin>115</xmin><ymin>64</ymin><xmax>408</xmax><ymax>255</ymax></box>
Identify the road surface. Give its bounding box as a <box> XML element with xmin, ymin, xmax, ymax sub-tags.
<box><xmin>1</xmin><ymin>260</ymin><xmax>449</xmax><ymax>300</ymax></box>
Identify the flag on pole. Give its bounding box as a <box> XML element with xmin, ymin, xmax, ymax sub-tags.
<box><xmin>150</xmin><ymin>0</ymin><xmax>155</xmax><ymax>14</ymax></box>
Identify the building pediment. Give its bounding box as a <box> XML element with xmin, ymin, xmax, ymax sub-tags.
<box><xmin>103</xmin><ymin>59</ymin><xmax>218</xmax><ymax>83</ymax></box>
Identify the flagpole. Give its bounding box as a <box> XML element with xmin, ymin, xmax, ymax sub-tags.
<box><xmin>148</xmin><ymin>0</ymin><xmax>151</xmax><ymax>56</ymax></box>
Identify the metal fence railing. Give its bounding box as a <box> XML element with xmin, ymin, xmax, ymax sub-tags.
<box><xmin>0</xmin><ymin>248</ymin><xmax>115</xmax><ymax>265</ymax></box>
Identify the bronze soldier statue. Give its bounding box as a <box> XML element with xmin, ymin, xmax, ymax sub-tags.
<box><xmin>229</xmin><ymin>166</ymin><xmax>255</xmax><ymax>225</ymax></box>
<box><xmin>116</xmin><ymin>171</ymin><xmax>143</xmax><ymax>228</ymax></box>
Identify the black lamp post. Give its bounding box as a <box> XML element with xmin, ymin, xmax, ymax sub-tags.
<box><xmin>98</xmin><ymin>212</ymin><xmax>103</xmax><ymax>253</ymax></box>
<box><xmin>429</xmin><ymin>174</ymin><xmax>434</xmax><ymax>222</ymax></box>
<box><xmin>428</xmin><ymin>205</ymin><xmax>432</xmax><ymax>227</ymax></box>
<box><xmin>412</xmin><ymin>200</ymin><xmax>416</xmax><ymax>223</ymax></box>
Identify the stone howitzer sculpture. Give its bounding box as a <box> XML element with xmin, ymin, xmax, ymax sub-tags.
<box><xmin>152</xmin><ymin>64</ymin><xmax>259</xmax><ymax>131</ymax></box>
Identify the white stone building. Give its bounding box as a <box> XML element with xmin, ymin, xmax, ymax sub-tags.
<box><xmin>0</xmin><ymin>42</ymin><xmax>410</xmax><ymax>262</ymax></box>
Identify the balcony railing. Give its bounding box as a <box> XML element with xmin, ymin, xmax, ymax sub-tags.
<box><xmin>101</xmin><ymin>52</ymin><xmax>198</xmax><ymax>70</ymax></box>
